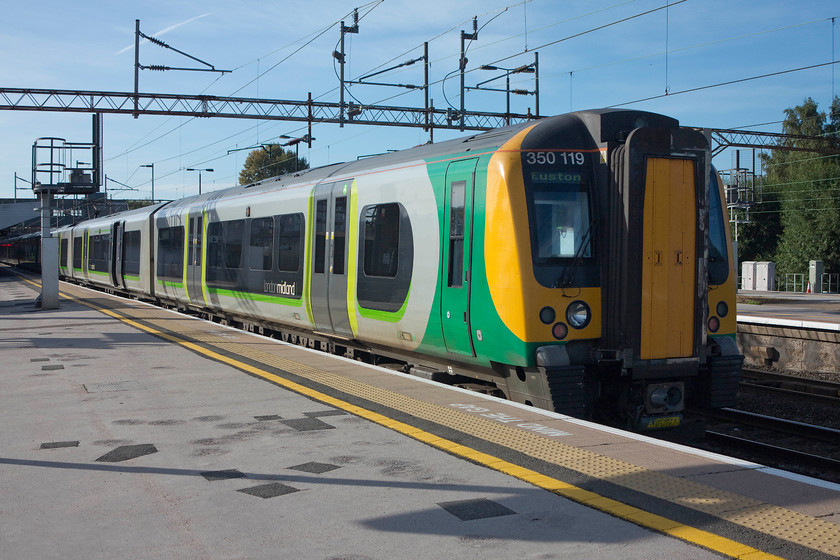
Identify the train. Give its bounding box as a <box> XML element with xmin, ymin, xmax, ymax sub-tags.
<box><xmin>44</xmin><ymin>108</ymin><xmax>743</xmax><ymax>430</ymax></box>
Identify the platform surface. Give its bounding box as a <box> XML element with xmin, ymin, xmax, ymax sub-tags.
<box><xmin>738</xmin><ymin>291</ymin><xmax>840</xmax><ymax>330</ymax></box>
<box><xmin>2</xmin><ymin>267</ymin><xmax>839</xmax><ymax>560</ymax></box>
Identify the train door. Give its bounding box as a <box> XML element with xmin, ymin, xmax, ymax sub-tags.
<box><xmin>607</xmin><ymin>127</ymin><xmax>707</xmax><ymax>363</ymax></box>
<box><xmin>82</xmin><ymin>229</ymin><xmax>89</xmax><ymax>280</ymax></box>
<box><xmin>310</xmin><ymin>181</ymin><xmax>352</xmax><ymax>337</ymax></box>
<box><xmin>111</xmin><ymin>221</ymin><xmax>124</xmax><ymax>289</ymax></box>
<box><xmin>639</xmin><ymin>158</ymin><xmax>696</xmax><ymax>359</ymax></box>
<box><xmin>186</xmin><ymin>214</ymin><xmax>204</xmax><ymax>305</ymax></box>
<box><xmin>440</xmin><ymin>158</ymin><xmax>478</xmax><ymax>356</ymax></box>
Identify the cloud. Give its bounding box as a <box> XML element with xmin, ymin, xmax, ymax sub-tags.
<box><xmin>115</xmin><ymin>13</ymin><xmax>213</xmax><ymax>55</ymax></box>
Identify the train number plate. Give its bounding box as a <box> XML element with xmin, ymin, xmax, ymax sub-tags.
<box><xmin>644</xmin><ymin>416</ymin><xmax>681</xmax><ymax>429</ymax></box>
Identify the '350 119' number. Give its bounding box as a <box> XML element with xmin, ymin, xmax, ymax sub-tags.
<box><xmin>525</xmin><ymin>151</ymin><xmax>584</xmax><ymax>165</ymax></box>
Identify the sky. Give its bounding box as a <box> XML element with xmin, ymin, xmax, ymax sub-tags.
<box><xmin>0</xmin><ymin>0</ymin><xmax>838</xmax><ymax>201</ymax></box>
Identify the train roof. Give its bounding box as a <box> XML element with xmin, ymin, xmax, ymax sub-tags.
<box><xmin>75</xmin><ymin>108</ymin><xmax>684</xmax><ymax>220</ymax></box>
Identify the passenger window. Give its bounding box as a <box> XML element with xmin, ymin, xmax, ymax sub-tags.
<box><xmin>73</xmin><ymin>237</ymin><xmax>82</xmax><ymax>269</ymax></box>
<box><xmin>156</xmin><ymin>225</ymin><xmax>184</xmax><ymax>280</ymax></box>
<box><xmin>277</xmin><ymin>213</ymin><xmax>303</xmax><ymax>272</ymax></box>
<box><xmin>123</xmin><ymin>230</ymin><xmax>141</xmax><ymax>276</ymax></box>
<box><xmin>249</xmin><ymin>217</ymin><xmax>273</xmax><ymax>271</ymax></box>
<box><xmin>206</xmin><ymin>222</ymin><xmax>223</xmax><ymax>269</ymax></box>
<box><xmin>224</xmin><ymin>220</ymin><xmax>245</xmax><ymax>269</ymax></box>
<box><xmin>363</xmin><ymin>204</ymin><xmax>400</xmax><ymax>278</ymax></box>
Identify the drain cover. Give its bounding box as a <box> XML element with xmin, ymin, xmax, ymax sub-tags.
<box><xmin>437</xmin><ymin>498</ymin><xmax>516</xmax><ymax>521</ymax></box>
<box><xmin>95</xmin><ymin>444</ymin><xmax>158</xmax><ymax>462</ymax></box>
<box><xmin>85</xmin><ymin>380</ymin><xmax>144</xmax><ymax>393</ymax></box>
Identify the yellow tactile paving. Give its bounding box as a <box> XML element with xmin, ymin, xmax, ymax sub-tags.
<box><xmin>52</xmin><ymin>282</ymin><xmax>840</xmax><ymax>558</ymax></box>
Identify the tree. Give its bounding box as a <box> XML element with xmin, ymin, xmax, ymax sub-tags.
<box><xmin>756</xmin><ymin>96</ymin><xmax>840</xmax><ymax>276</ymax></box>
<box><xmin>238</xmin><ymin>144</ymin><xmax>309</xmax><ymax>185</ymax></box>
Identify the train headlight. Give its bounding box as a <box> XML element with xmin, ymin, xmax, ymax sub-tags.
<box><xmin>565</xmin><ymin>301</ymin><xmax>591</xmax><ymax>329</ymax></box>
<box><xmin>539</xmin><ymin>306</ymin><xmax>556</xmax><ymax>325</ymax></box>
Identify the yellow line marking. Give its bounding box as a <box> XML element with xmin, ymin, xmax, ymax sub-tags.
<box><xmin>9</xmin><ymin>275</ymin><xmax>785</xmax><ymax>560</ymax></box>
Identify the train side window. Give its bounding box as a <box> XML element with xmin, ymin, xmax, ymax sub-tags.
<box><xmin>314</xmin><ymin>200</ymin><xmax>327</xmax><ymax>274</ymax></box>
<box><xmin>156</xmin><ymin>226</ymin><xmax>184</xmax><ymax>280</ymax></box>
<box><xmin>448</xmin><ymin>180</ymin><xmax>466</xmax><ymax>287</ymax></box>
<box><xmin>224</xmin><ymin>220</ymin><xmax>245</xmax><ymax>269</ymax></box>
<box><xmin>277</xmin><ymin>213</ymin><xmax>303</xmax><ymax>272</ymax></box>
<box><xmin>357</xmin><ymin>203</ymin><xmax>414</xmax><ymax>313</ymax></box>
<box><xmin>363</xmin><ymin>204</ymin><xmax>400</xmax><ymax>278</ymax></box>
<box><xmin>333</xmin><ymin>197</ymin><xmax>347</xmax><ymax>275</ymax></box>
<box><xmin>89</xmin><ymin>233</ymin><xmax>111</xmax><ymax>273</ymax></box>
<box><xmin>123</xmin><ymin>230</ymin><xmax>141</xmax><ymax>276</ymax></box>
<box><xmin>72</xmin><ymin>237</ymin><xmax>83</xmax><ymax>269</ymax></box>
<box><xmin>60</xmin><ymin>238</ymin><xmax>68</xmax><ymax>268</ymax></box>
<box><xmin>249</xmin><ymin>216</ymin><xmax>273</xmax><ymax>271</ymax></box>
<box><xmin>206</xmin><ymin>222</ymin><xmax>223</xmax><ymax>269</ymax></box>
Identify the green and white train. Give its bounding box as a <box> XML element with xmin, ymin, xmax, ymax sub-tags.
<box><xmin>56</xmin><ymin>109</ymin><xmax>744</xmax><ymax>430</ymax></box>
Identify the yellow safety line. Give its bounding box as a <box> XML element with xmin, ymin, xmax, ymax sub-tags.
<box><xmin>14</xmin><ymin>276</ymin><xmax>785</xmax><ymax>560</ymax></box>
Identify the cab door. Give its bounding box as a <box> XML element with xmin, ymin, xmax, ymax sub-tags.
<box><xmin>186</xmin><ymin>213</ymin><xmax>204</xmax><ymax>305</ymax></box>
<box><xmin>310</xmin><ymin>181</ymin><xmax>352</xmax><ymax>338</ymax></box>
<box><xmin>440</xmin><ymin>158</ymin><xmax>478</xmax><ymax>356</ymax></box>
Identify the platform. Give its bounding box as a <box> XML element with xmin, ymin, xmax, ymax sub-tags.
<box><xmin>2</xmin><ymin>267</ymin><xmax>839</xmax><ymax>560</ymax></box>
<box><xmin>737</xmin><ymin>291</ymin><xmax>840</xmax><ymax>373</ymax></box>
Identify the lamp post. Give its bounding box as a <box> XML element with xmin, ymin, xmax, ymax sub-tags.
<box><xmin>186</xmin><ymin>167</ymin><xmax>213</xmax><ymax>195</ymax></box>
<box><xmin>140</xmin><ymin>164</ymin><xmax>155</xmax><ymax>203</ymax></box>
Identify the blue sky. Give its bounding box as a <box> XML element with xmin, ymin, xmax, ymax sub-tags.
<box><xmin>1</xmin><ymin>0</ymin><xmax>838</xmax><ymax>201</ymax></box>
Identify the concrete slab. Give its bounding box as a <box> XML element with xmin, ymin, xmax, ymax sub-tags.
<box><xmin>0</xmin><ymin>269</ymin><xmax>725</xmax><ymax>560</ymax></box>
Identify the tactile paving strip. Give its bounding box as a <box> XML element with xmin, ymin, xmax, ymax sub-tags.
<box><xmin>68</xmin><ymin>289</ymin><xmax>840</xmax><ymax>557</ymax></box>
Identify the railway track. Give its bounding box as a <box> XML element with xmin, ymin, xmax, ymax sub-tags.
<box><xmin>739</xmin><ymin>368</ymin><xmax>840</xmax><ymax>407</ymax></box>
<box><xmin>688</xmin><ymin>406</ymin><xmax>840</xmax><ymax>483</ymax></box>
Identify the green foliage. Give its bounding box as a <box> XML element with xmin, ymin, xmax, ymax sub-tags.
<box><xmin>238</xmin><ymin>145</ymin><xmax>309</xmax><ymax>185</ymax></box>
<box><xmin>746</xmin><ymin>96</ymin><xmax>840</xmax><ymax>275</ymax></box>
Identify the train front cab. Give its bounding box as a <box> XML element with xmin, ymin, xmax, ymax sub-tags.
<box><xmin>484</xmin><ymin>110</ymin><xmax>743</xmax><ymax>430</ymax></box>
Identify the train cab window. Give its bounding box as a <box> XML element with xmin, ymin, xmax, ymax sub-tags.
<box><xmin>277</xmin><ymin>213</ymin><xmax>303</xmax><ymax>272</ymax></box>
<box><xmin>157</xmin><ymin>225</ymin><xmax>184</xmax><ymax>280</ymax></box>
<box><xmin>533</xmin><ymin>191</ymin><xmax>592</xmax><ymax>260</ymax></box>
<box><xmin>708</xmin><ymin>171</ymin><xmax>730</xmax><ymax>285</ymax></box>
<box><xmin>523</xmin><ymin>167</ymin><xmax>599</xmax><ymax>288</ymax></box>
<box><xmin>123</xmin><ymin>230</ymin><xmax>141</xmax><ymax>276</ymax></box>
<box><xmin>249</xmin><ymin>217</ymin><xmax>273</xmax><ymax>271</ymax></box>
<box><xmin>72</xmin><ymin>237</ymin><xmax>83</xmax><ymax>269</ymax></box>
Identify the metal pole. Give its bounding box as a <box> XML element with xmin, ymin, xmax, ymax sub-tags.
<box><xmin>424</xmin><ymin>42</ymin><xmax>429</xmax><ymax>138</ymax></box>
<box><xmin>339</xmin><ymin>21</ymin><xmax>345</xmax><ymax>128</ymax></box>
<box><xmin>198</xmin><ymin>171</ymin><xmax>202</xmax><ymax>195</ymax></box>
<box><xmin>534</xmin><ymin>52</ymin><xmax>540</xmax><ymax>118</ymax></box>
<box><xmin>459</xmin><ymin>31</ymin><xmax>466</xmax><ymax>132</ymax></box>
<box><xmin>505</xmin><ymin>73</ymin><xmax>510</xmax><ymax>126</ymax></box>
<box><xmin>134</xmin><ymin>20</ymin><xmax>140</xmax><ymax>119</ymax></box>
